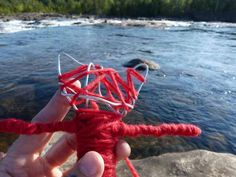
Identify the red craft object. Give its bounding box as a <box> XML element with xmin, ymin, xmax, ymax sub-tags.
<box><xmin>0</xmin><ymin>54</ymin><xmax>201</xmax><ymax>177</ymax></box>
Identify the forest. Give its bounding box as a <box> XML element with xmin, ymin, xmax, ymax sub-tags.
<box><xmin>0</xmin><ymin>0</ymin><xmax>235</xmax><ymax>21</ymax></box>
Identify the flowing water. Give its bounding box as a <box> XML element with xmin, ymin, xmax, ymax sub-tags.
<box><xmin>0</xmin><ymin>18</ymin><xmax>235</xmax><ymax>158</ymax></box>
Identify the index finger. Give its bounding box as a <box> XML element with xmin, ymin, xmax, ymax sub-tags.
<box><xmin>7</xmin><ymin>90</ymin><xmax>71</xmax><ymax>155</ymax></box>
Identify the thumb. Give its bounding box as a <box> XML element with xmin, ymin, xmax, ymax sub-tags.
<box><xmin>63</xmin><ymin>151</ymin><xmax>104</xmax><ymax>177</ymax></box>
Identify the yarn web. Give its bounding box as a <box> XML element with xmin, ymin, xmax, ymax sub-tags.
<box><xmin>0</xmin><ymin>53</ymin><xmax>201</xmax><ymax>177</ymax></box>
<box><xmin>57</xmin><ymin>53</ymin><xmax>149</xmax><ymax>116</ymax></box>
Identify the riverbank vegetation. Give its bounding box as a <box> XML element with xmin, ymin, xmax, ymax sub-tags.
<box><xmin>0</xmin><ymin>0</ymin><xmax>235</xmax><ymax>22</ymax></box>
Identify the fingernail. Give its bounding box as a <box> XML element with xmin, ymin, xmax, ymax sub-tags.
<box><xmin>79</xmin><ymin>154</ymin><xmax>98</xmax><ymax>176</ymax></box>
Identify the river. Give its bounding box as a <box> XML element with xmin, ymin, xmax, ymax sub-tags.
<box><xmin>0</xmin><ymin>18</ymin><xmax>235</xmax><ymax>158</ymax></box>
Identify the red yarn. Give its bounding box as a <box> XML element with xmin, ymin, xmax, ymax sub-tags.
<box><xmin>125</xmin><ymin>157</ymin><xmax>139</xmax><ymax>177</ymax></box>
<box><xmin>0</xmin><ymin>64</ymin><xmax>201</xmax><ymax>177</ymax></box>
<box><xmin>0</xmin><ymin>111</ymin><xmax>201</xmax><ymax>177</ymax></box>
<box><xmin>58</xmin><ymin>65</ymin><xmax>145</xmax><ymax>112</ymax></box>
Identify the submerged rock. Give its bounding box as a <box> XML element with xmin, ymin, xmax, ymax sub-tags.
<box><xmin>123</xmin><ymin>58</ymin><xmax>160</xmax><ymax>71</ymax></box>
<box><xmin>117</xmin><ymin>150</ymin><xmax>236</xmax><ymax>177</ymax></box>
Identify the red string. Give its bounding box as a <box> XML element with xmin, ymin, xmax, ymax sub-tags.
<box><xmin>0</xmin><ymin>118</ymin><xmax>76</xmax><ymax>134</ymax></box>
<box><xmin>59</xmin><ymin>65</ymin><xmax>145</xmax><ymax>112</ymax></box>
<box><xmin>113</xmin><ymin>122</ymin><xmax>201</xmax><ymax>137</ymax></box>
<box><xmin>0</xmin><ymin>112</ymin><xmax>201</xmax><ymax>177</ymax></box>
<box><xmin>0</xmin><ymin>64</ymin><xmax>202</xmax><ymax>177</ymax></box>
<box><xmin>125</xmin><ymin>157</ymin><xmax>140</xmax><ymax>177</ymax></box>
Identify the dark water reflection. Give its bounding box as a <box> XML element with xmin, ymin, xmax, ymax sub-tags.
<box><xmin>0</xmin><ymin>24</ymin><xmax>235</xmax><ymax>158</ymax></box>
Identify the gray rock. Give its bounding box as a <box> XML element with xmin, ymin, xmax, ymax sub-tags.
<box><xmin>44</xmin><ymin>134</ymin><xmax>236</xmax><ymax>177</ymax></box>
<box><xmin>73</xmin><ymin>22</ymin><xmax>82</xmax><ymax>25</ymax></box>
<box><xmin>117</xmin><ymin>150</ymin><xmax>236</xmax><ymax>177</ymax></box>
<box><xmin>123</xmin><ymin>58</ymin><xmax>160</xmax><ymax>71</ymax></box>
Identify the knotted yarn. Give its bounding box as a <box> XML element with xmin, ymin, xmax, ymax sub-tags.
<box><xmin>0</xmin><ymin>61</ymin><xmax>201</xmax><ymax>177</ymax></box>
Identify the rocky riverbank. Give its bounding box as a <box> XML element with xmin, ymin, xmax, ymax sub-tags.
<box><xmin>0</xmin><ymin>12</ymin><xmax>191</xmax><ymax>28</ymax></box>
<box><xmin>0</xmin><ymin>13</ymin><xmax>192</xmax><ymax>34</ymax></box>
<box><xmin>1</xmin><ymin>13</ymin><xmax>236</xmax><ymax>34</ymax></box>
<box><xmin>0</xmin><ymin>13</ymin><xmax>68</xmax><ymax>21</ymax></box>
<box><xmin>0</xmin><ymin>11</ymin><xmax>236</xmax><ymax>23</ymax></box>
<box><xmin>44</xmin><ymin>133</ymin><xmax>236</xmax><ymax>177</ymax></box>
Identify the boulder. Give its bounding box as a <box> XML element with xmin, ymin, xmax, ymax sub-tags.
<box><xmin>117</xmin><ymin>150</ymin><xmax>236</xmax><ymax>177</ymax></box>
<box><xmin>123</xmin><ymin>58</ymin><xmax>160</xmax><ymax>71</ymax></box>
<box><xmin>44</xmin><ymin>133</ymin><xmax>236</xmax><ymax>177</ymax></box>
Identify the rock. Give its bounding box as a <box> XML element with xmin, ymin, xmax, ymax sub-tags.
<box><xmin>73</xmin><ymin>22</ymin><xmax>82</xmax><ymax>25</ymax></box>
<box><xmin>44</xmin><ymin>134</ymin><xmax>236</xmax><ymax>177</ymax></box>
<box><xmin>123</xmin><ymin>58</ymin><xmax>160</xmax><ymax>71</ymax></box>
<box><xmin>117</xmin><ymin>150</ymin><xmax>236</xmax><ymax>177</ymax></box>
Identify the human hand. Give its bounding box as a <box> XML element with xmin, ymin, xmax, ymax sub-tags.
<box><xmin>0</xmin><ymin>91</ymin><xmax>131</xmax><ymax>177</ymax></box>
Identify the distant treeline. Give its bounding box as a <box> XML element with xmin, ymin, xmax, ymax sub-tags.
<box><xmin>0</xmin><ymin>0</ymin><xmax>236</xmax><ymax>22</ymax></box>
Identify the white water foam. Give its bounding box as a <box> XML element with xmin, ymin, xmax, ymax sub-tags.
<box><xmin>0</xmin><ymin>18</ymin><xmax>104</xmax><ymax>34</ymax></box>
<box><xmin>0</xmin><ymin>17</ymin><xmax>235</xmax><ymax>34</ymax></box>
<box><xmin>0</xmin><ymin>20</ymin><xmax>34</xmax><ymax>33</ymax></box>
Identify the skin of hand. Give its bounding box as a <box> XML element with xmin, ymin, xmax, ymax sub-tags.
<box><xmin>0</xmin><ymin>91</ymin><xmax>131</xmax><ymax>177</ymax></box>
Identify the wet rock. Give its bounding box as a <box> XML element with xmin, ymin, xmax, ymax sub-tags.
<box><xmin>0</xmin><ymin>105</ymin><xmax>6</xmax><ymax>116</ymax></box>
<box><xmin>123</xmin><ymin>58</ymin><xmax>160</xmax><ymax>71</ymax></box>
<box><xmin>73</xmin><ymin>22</ymin><xmax>82</xmax><ymax>25</ymax></box>
<box><xmin>117</xmin><ymin>150</ymin><xmax>236</xmax><ymax>177</ymax></box>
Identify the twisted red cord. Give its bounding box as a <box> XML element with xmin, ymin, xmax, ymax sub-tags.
<box><xmin>0</xmin><ymin>64</ymin><xmax>201</xmax><ymax>177</ymax></box>
<box><xmin>114</xmin><ymin>122</ymin><xmax>201</xmax><ymax>137</ymax></box>
<box><xmin>125</xmin><ymin>157</ymin><xmax>140</xmax><ymax>177</ymax></box>
<box><xmin>0</xmin><ymin>118</ymin><xmax>77</xmax><ymax>134</ymax></box>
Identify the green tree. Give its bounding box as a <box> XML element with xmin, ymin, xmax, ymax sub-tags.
<box><xmin>0</xmin><ymin>0</ymin><xmax>236</xmax><ymax>21</ymax></box>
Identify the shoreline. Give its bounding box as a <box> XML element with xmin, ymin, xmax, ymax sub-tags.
<box><xmin>1</xmin><ymin>12</ymin><xmax>236</xmax><ymax>34</ymax></box>
<box><xmin>1</xmin><ymin>12</ymin><xmax>236</xmax><ymax>23</ymax></box>
<box><xmin>0</xmin><ymin>13</ymin><xmax>70</xmax><ymax>21</ymax></box>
